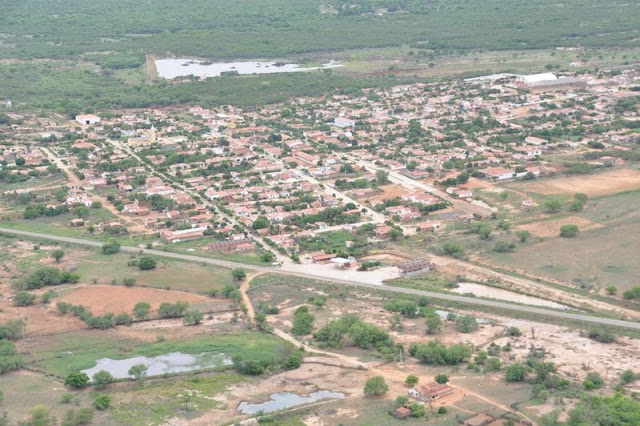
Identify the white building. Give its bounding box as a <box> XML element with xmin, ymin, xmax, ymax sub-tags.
<box><xmin>334</xmin><ymin>117</ymin><xmax>356</xmax><ymax>128</ymax></box>
<box><xmin>75</xmin><ymin>114</ymin><xmax>101</xmax><ymax>126</ymax></box>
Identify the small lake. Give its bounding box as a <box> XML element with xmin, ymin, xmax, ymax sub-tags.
<box><xmin>82</xmin><ymin>351</ymin><xmax>232</xmax><ymax>380</ymax></box>
<box><xmin>237</xmin><ymin>390</ymin><xmax>345</xmax><ymax>414</ymax></box>
<box><xmin>155</xmin><ymin>59</ymin><xmax>343</xmax><ymax>79</ymax></box>
<box><xmin>451</xmin><ymin>282</ymin><xmax>571</xmax><ymax>310</ymax></box>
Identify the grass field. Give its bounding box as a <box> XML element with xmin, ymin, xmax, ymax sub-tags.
<box><xmin>484</xmin><ymin>190</ymin><xmax>640</xmax><ymax>293</ymax></box>
<box><xmin>110</xmin><ymin>373</ymin><xmax>247</xmax><ymax>426</ymax></box>
<box><xmin>22</xmin><ymin>331</ymin><xmax>295</xmax><ymax>377</ymax></box>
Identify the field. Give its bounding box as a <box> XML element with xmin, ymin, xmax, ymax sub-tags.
<box><xmin>505</xmin><ymin>168</ymin><xmax>640</xmax><ymax>197</ymax></box>
<box><xmin>57</xmin><ymin>285</ymin><xmax>220</xmax><ymax>316</ymax></box>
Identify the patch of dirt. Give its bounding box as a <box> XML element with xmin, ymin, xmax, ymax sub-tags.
<box><xmin>521</xmin><ymin>168</ymin><xmax>640</xmax><ymax>197</ymax></box>
<box><xmin>516</xmin><ymin>215</ymin><xmax>604</xmax><ymax>238</ymax></box>
<box><xmin>365</xmin><ymin>184</ymin><xmax>408</xmax><ymax>203</ymax></box>
<box><xmin>57</xmin><ymin>285</ymin><xmax>213</xmax><ymax>315</ymax></box>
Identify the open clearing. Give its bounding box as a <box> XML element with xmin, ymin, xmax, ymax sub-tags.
<box><xmin>57</xmin><ymin>285</ymin><xmax>217</xmax><ymax>316</ymax></box>
<box><xmin>508</xmin><ymin>168</ymin><xmax>640</xmax><ymax>197</ymax></box>
<box><xmin>515</xmin><ymin>215</ymin><xmax>604</xmax><ymax>238</ymax></box>
<box><xmin>363</xmin><ymin>183</ymin><xmax>407</xmax><ymax>203</ymax></box>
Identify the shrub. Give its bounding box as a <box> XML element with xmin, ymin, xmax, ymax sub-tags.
<box><xmin>94</xmin><ymin>394</ymin><xmax>111</xmax><ymax>410</ymax></box>
<box><xmin>92</xmin><ymin>370</ymin><xmax>114</xmax><ymax>388</ymax></box>
<box><xmin>157</xmin><ymin>301</ymin><xmax>188</xmax><ymax>318</ymax></box>
<box><xmin>14</xmin><ymin>291</ymin><xmax>37</xmax><ymax>306</ymax></box>
<box><xmin>60</xmin><ymin>393</ymin><xmax>74</xmax><ymax>404</ymax></box>
<box><xmin>364</xmin><ymin>376</ymin><xmax>388</xmax><ymax>396</ymax></box>
<box><xmin>456</xmin><ymin>315</ymin><xmax>478</xmax><ymax>333</ymax></box>
<box><xmin>0</xmin><ymin>319</ymin><xmax>26</xmax><ymax>340</ymax></box>
<box><xmin>133</xmin><ymin>301</ymin><xmax>151</xmax><ymax>320</ymax></box>
<box><xmin>559</xmin><ymin>224</ymin><xmax>579</xmax><ymax>238</ymax></box>
<box><xmin>588</xmin><ymin>328</ymin><xmax>616</xmax><ymax>344</ymax></box>
<box><xmin>0</xmin><ymin>340</ymin><xmax>22</xmax><ymax>373</ymax></box>
<box><xmin>65</xmin><ymin>372</ymin><xmax>90</xmax><ymax>388</ymax></box>
<box><xmin>62</xmin><ymin>407</ymin><xmax>94</xmax><ymax>425</ymax></box>
<box><xmin>86</xmin><ymin>313</ymin><xmax>115</xmax><ymax>330</ymax></box>
<box><xmin>137</xmin><ymin>257</ymin><xmax>157</xmax><ymax>270</ymax></box>
<box><xmin>583</xmin><ymin>372</ymin><xmax>605</xmax><ymax>390</ymax></box>
<box><xmin>102</xmin><ymin>241</ymin><xmax>121</xmax><ymax>255</ymax></box>
<box><xmin>411</xmin><ymin>341</ymin><xmax>471</xmax><ymax>365</ymax></box>
<box><xmin>435</xmin><ymin>373</ymin><xmax>449</xmax><ymax>384</ymax></box>
<box><xmin>40</xmin><ymin>289</ymin><xmax>57</xmax><ymax>304</ymax></box>
<box><xmin>504</xmin><ymin>363</ymin><xmax>530</xmax><ymax>382</ymax></box>
<box><xmin>122</xmin><ymin>277</ymin><xmax>136</xmax><ymax>287</ymax></box>
<box><xmin>507</xmin><ymin>327</ymin><xmax>522</xmax><ymax>337</ymax></box>
<box><xmin>493</xmin><ymin>241</ymin><xmax>516</xmax><ymax>252</ymax></box>
<box><xmin>291</xmin><ymin>306</ymin><xmax>315</xmax><ymax>335</ymax></box>
<box><xmin>114</xmin><ymin>313</ymin><xmax>133</xmax><ymax>326</ymax></box>
<box><xmin>183</xmin><ymin>310</ymin><xmax>204</xmax><ymax>325</ymax></box>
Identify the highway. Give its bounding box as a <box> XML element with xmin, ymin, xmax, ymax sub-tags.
<box><xmin>1</xmin><ymin>227</ymin><xmax>639</xmax><ymax>331</ymax></box>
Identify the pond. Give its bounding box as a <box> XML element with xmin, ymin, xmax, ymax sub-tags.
<box><xmin>237</xmin><ymin>390</ymin><xmax>345</xmax><ymax>414</ymax></box>
<box><xmin>155</xmin><ymin>59</ymin><xmax>343</xmax><ymax>79</ymax></box>
<box><xmin>81</xmin><ymin>351</ymin><xmax>232</xmax><ymax>380</ymax></box>
<box><xmin>450</xmin><ymin>282</ymin><xmax>571</xmax><ymax>310</ymax></box>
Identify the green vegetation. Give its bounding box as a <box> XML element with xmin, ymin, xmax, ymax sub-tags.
<box><xmin>364</xmin><ymin>376</ymin><xmax>389</xmax><ymax>397</ymax></box>
<box><xmin>18</xmin><ymin>266</ymin><xmax>79</xmax><ymax>290</ymax></box>
<box><xmin>291</xmin><ymin>306</ymin><xmax>315</xmax><ymax>335</ymax></box>
<box><xmin>559</xmin><ymin>224</ymin><xmax>579</xmax><ymax>238</ymax></box>
<box><xmin>64</xmin><ymin>372</ymin><xmax>90</xmax><ymax>389</ymax></box>
<box><xmin>314</xmin><ymin>314</ymin><xmax>392</xmax><ymax>351</ymax></box>
<box><xmin>0</xmin><ymin>340</ymin><xmax>22</xmax><ymax>374</ymax></box>
<box><xmin>137</xmin><ymin>256</ymin><xmax>157</xmax><ymax>270</ymax></box>
<box><xmin>409</xmin><ymin>341</ymin><xmax>472</xmax><ymax>365</ymax></box>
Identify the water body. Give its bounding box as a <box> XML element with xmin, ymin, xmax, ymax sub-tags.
<box><xmin>82</xmin><ymin>351</ymin><xmax>232</xmax><ymax>380</ymax></box>
<box><xmin>155</xmin><ymin>59</ymin><xmax>343</xmax><ymax>79</ymax></box>
<box><xmin>451</xmin><ymin>282</ymin><xmax>570</xmax><ymax>310</ymax></box>
<box><xmin>237</xmin><ymin>390</ymin><xmax>345</xmax><ymax>414</ymax></box>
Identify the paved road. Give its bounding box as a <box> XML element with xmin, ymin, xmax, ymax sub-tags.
<box><xmin>2</xmin><ymin>227</ymin><xmax>639</xmax><ymax>331</ymax></box>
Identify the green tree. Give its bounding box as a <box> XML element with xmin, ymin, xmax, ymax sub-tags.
<box><xmin>364</xmin><ymin>376</ymin><xmax>388</xmax><ymax>396</ymax></box>
<box><xmin>114</xmin><ymin>313</ymin><xmax>133</xmax><ymax>326</ymax></box>
<box><xmin>559</xmin><ymin>224</ymin><xmax>579</xmax><ymax>237</ymax></box>
<box><xmin>23</xmin><ymin>405</ymin><xmax>56</xmax><ymax>426</ymax></box>
<box><xmin>0</xmin><ymin>319</ymin><xmax>26</xmax><ymax>340</ymax></box>
<box><xmin>516</xmin><ymin>230</ymin><xmax>531</xmax><ymax>242</ymax></box>
<box><xmin>51</xmin><ymin>249</ymin><xmax>65</xmax><ymax>262</ymax></box>
<box><xmin>138</xmin><ymin>257</ymin><xmax>157</xmax><ymax>270</ymax></box>
<box><xmin>0</xmin><ymin>340</ymin><xmax>22</xmax><ymax>373</ymax></box>
<box><xmin>292</xmin><ymin>306</ymin><xmax>315</xmax><ymax>335</ymax></box>
<box><xmin>583</xmin><ymin>371</ymin><xmax>605</xmax><ymax>390</ymax></box>
<box><xmin>128</xmin><ymin>364</ymin><xmax>148</xmax><ymax>385</ymax></box>
<box><xmin>620</xmin><ymin>369</ymin><xmax>637</xmax><ymax>385</ymax></box>
<box><xmin>183</xmin><ymin>310</ymin><xmax>204</xmax><ymax>325</ymax></box>
<box><xmin>232</xmin><ymin>268</ymin><xmax>246</xmax><ymax>281</ymax></box>
<box><xmin>504</xmin><ymin>363</ymin><xmax>529</xmax><ymax>382</ymax></box>
<box><xmin>157</xmin><ymin>301</ymin><xmax>189</xmax><ymax>318</ymax></box>
<box><xmin>92</xmin><ymin>370</ymin><xmax>114</xmax><ymax>389</ymax></box>
<box><xmin>456</xmin><ymin>315</ymin><xmax>478</xmax><ymax>333</ymax></box>
<box><xmin>405</xmin><ymin>374</ymin><xmax>419</xmax><ymax>386</ymax></box>
<box><xmin>252</xmin><ymin>216</ymin><xmax>269</xmax><ymax>229</ymax></box>
<box><xmin>435</xmin><ymin>373</ymin><xmax>449</xmax><ymax>384</ymax></box>
<box><xmin>64</xmin><ymin>372</ymin><xmax>89</xmax><ymax>388</ymax></box>
<box><xmin>133</xmin><ymin>302</ymin><xmax>151</xmax><ymax>320</ymax></box>
<box><xmin>543</xmin><ymin>198</ymin><xmax>563</xmax><ymax>213</ymax></box>
<box><xmin>260</xmin><ymin>251</ymin><xmax>275</xmax><ymax>263</ymax></box>
<box><xmin>425</xmin><ymin>314</ymin><xmax>442</xmax><ymax>335</ymax></box>
<box><xmin>605</xmin><ymin>286</ymin><xmax>618</xmax><ymax>295</ymax></box>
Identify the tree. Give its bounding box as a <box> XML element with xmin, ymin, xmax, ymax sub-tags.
<box><xmin>260</xmin><ymin>251</ymin><xmax>275</xmax><ymax>263</ymax></box>
<box><xmin>24</xmin><ymin>405</ymin><xmax>56</xmax><ymax>426</ymax></box>
<box><xmin>128</xmin><ymin>364</ymin><xmax>148</xmax><ymax>385</ymax></box>
<box><xmin>73</xmin><ymin>206</ymin><xmax>90</xmax><ymax>219</ymax></box>
<box><xmin>14</xmin><ymin>291</ymin><xmax>37</xmax><ymax>306</ymax></box>
<box><xmin>51</xmin><ymin>249</ymin><xmax>65</xmax><ymax>263</ymax></box>
<box><xmin>543</xmin><ymin>198</ymin><xmax>563</xmax><ymax>213</ymax></box>
<box><xmin>252</xmin><ymin>216</ymin><xmax>269</xmax><ymax>230</ymax></box>
<box><xmin>94</xmin><ymin>394</ymin><xmax>111</xmax><ymax>410</ymax></box>
<box><xmin>606</xmin><ymin>286</ymin><xmax>618</xmax><ymax>295</ymax></box>
<box><xmin>137</xmin><ymin>257</ymin><xmax>157</xmax><ymax>270</ymax></box>
<box><xmin>405</xmin><ymin>375</ymin><xmax>419</xmax><ymax>386</ymax></box>
<box><xmin>157</xmin><ymin>301</ymin><xmax>188</xmax><ymax>318</ymax></box>
<box><xmin>0</xmin><ymin>319</ymin><xmax>26</xmax><ymax>340</ymax></box>
<box><xmin>0</xmin><ymin>340</ymin><xmax>22</xmax><ymax>373</ymax></box>
<box><xmin>62</xmin><ymin>408</ymin><xmax>93</xmax><ymax>425</ymax></box>
<box><xmin>425</xmin><ymin>314</ymin><xmax>442</xmax><ymax>334</ymax></box>
<box><xmin>364</xmin><ymin>376</ymin><xmax>388</xmax><ymax>396</ymax></box>
<box><xmin>65</xmin><ymin>372</ymin><xmax>90</xmax><ymax>388</ymax></box>
<box><xmin>504</xmin><ymin>363</ymin><xmax>529</xmax><ymax>382</ymax></box>
<box><xmin>559</xmin><ymin>224</ymin><xmax>579</xmax><ymax>237</ymax></box>
<box><xmin>375</xmin><ymin>170</ymin><xmax>390</xmax><ymax>185</ymax></box>
<box><xmin>435</xmin><ymin>373</ymin><xmax>449</xmax><ymax>384</ymax></box>
<box><xmin>456</xmin><ymin>315</ymin><xmax>478</xmax><ymax>333</ymax></box>
<box><xmin>183</xmin><ymin>310</ymin><xmax>204</xmax><ymax>325</ymax></box>
<box><xmin>516</xmin><ymin>230</ymin><xmax>531</xmax><ymax>242</ymax></box>
<box><xmin>232</xmin><ymin>268</ymin><xmax>246</xmax><ymax>281</ymax></box>
<box><xmin>292</xmin><ymin>306</ymin><xmax>315</xmax><ymax>335</ymax></box>
<box><xmin>133</xmin><ymin>301</ymin><xmax>151</xmax><ymax>320</ymax></box>
<box><xmin>114</xmin><ymin>313</ymin><xmax>133</xmax><ymax>326</ymax></box>
<box><xmin>583</xmin><ymin>371</ymin><xmax>605</xmax><ymax>390</ymax></box>
<box><xmin>92</xmin><ymin>370</ymin><xmax>114</xmax><ymax>389</ymax></box>
<box><xmin>15</xmin><ymin>157</ymin><xmax>26</xmax><ymax>166</ymax></box>
<box><xmin>102</xmin><ymin>241</ymin><xmax>121</xmax><ymax>255</ymax></box>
